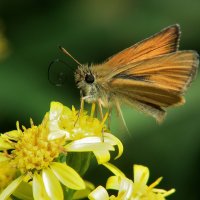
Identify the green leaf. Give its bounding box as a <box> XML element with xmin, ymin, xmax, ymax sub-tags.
<box><xmin>65</xmin><ymin>152</ymin><xmax>92</xmax><ymax>177</ymax></box>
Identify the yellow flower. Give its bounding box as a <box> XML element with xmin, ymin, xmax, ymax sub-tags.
<box><xmin>0</xmin><ymin>117</ymin><xmax>85</xmax><ymax>200</ymax></box>
<box><xmin>47</xmin><ymin>102</ymin><xmax>123</xmax><ymax>164</ymax></box>
<box><xmin>0</xmin><ymin>101</ymin><xmax>123</xmax><ymax>199</ymax></box>
<box><xmin>48</xmin><ymin>102</ymin><xmax>108</xmax><ymax>140</ymax></box>
<box><xmin>89</xmin><ymin>164</ymin><xmax>175</xmax><ymax>200</ymax></box>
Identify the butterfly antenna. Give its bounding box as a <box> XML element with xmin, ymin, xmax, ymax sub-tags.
<box><xmin>59</xmin><ymin>46</ymin><xmax>82</xmax><ymax>66</ymax></box>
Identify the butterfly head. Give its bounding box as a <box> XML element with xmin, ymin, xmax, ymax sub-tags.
<box><xmin>74</xmin><ymin>65</ymin><xmax>99</xmax><ymax>103</ymax></box>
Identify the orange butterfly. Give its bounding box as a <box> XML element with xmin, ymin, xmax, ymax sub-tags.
<box><xmin>61</xmin><ymin>24</ymin><xmax>199</xmax><ymax>123</ymax></box>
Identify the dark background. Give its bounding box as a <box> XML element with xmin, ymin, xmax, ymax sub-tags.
<box><xmin>0</xmin><ymin>0</ymin><xmax>200</xmax><ymax>199</ymax></box>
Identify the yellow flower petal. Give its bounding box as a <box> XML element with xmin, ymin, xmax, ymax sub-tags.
<box><xmin>0</xmin><ymin>176</ymin><xmax>23</xmax><ymax>200</ymax></box>
<box><xmin>49</xmin><ymin>102</ymin><xmax>63</xmax><ymax>121</ymax></box>
<box><xmin>93</xmin><ymin>150</ymin><xmax>110</xmax><ymax>164</ymax></box>
<box><xmin>106</xmin><ymin>176</ymin><xmax>120</xmax><ymax>190</ymax></box>
<box><xmin>33</xmin><ymin>172</ymin><xmax>50</xmax><ymax>200</ymax></box>
<box><xmin>0</xmin><ymin>137</ymin><xmax>13</xmax><ymax>150</ymax></box>
<box><xmin>104</xmin><ymin>132</ymin><xmax>123</xmax><ymax>159</ymax></box>
<box><xmin>4</xmin><ymin>130</ymin><xmax>22</xmax><ymax>141</ymax></box>
<box><xmin>134</xmin><ymin>165</ymin><xmax>149</xmax><ymax>185</ymax></box>
<box><xmin>48</xmin><ymin>102</ymin><xmax>70</xmax><ymax>140</ymax></box>
<box><xmin>162</xmin><ymin>188</ymin><xmax>176</xmax><ymax>197</ymax></box>
<box><xmin>149</xmin><ymin>177</ymin><xmax>162</xmax><ymax>189</ymax></box>
<box><xmin>42</xmin><ymin>168</ymin><xmax>63</xmax><ymax>200</ymax></box>
<box><xmin>50</xmin><ymin>162</ymin><xmax>85</xmax><ymax>190</ymax></box>
<box><xmin>88</xmin><ymin>186</ymin><xmax>109</xmax><ymax>200</ymax></box>
<box><xmin>106</xmin><ymin>176</ymin><xmax>133</xmax><ymax>200</ymax></box>
<box><xmin>103</xmin><ymin>163</ymin><xmax>125</xmax><ymax>177</ymax></box>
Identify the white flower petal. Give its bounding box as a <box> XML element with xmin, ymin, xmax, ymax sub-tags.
<box><xmin>119</xmin><ymin>177</ymin><xmax>133</xmax><ymax>199</ymax></box>
<box><xmin>65</xmin><ymin>137</ymin><xmax>114</xmax><ymax>152</ymax></box>
<box><xmin>88</xmin><ymin>186</ymin><xmax>109</xmax><ymax>200</ymax></box>
<box><xmin>48</xmin><ymin>130</ymin><xmax>69</xmax><ymax>140</ymax></box>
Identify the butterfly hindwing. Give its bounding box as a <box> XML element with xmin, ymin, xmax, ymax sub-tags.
<box><xmin>109</xmin><ymin>51</ymin><xmax>199</xmax><ymax>122</ymax></box>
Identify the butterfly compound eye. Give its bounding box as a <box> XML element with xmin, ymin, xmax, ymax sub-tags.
<box><xmin>85</xmin><ymin>74</ymin><xmax>95</xmax><ymax>84</ymax></box>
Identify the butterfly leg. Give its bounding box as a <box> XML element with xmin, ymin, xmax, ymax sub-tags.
<box><xmin>75</xmin><ymin>92</ymin><xmax>95</xmax><ymax>126</ymax></box>
<box><xmin>90</xmin><ymin>102</ymin><xmax>96</xmax><ymax>118</ymax></box>
<box><xmin>74</xmin><ymin>95</ymin><xmax>84</xmax><ymax>127</ymax></box>
<box><xmin>74</xmin><ymin>90</ymin><xmax>86</xmax><ymax>126</ymax></box>
<box><xmin>107</xmin><ymin>106</ymin><xmax>112</xmax><ymax>130</ymax></box>
<box><xmin>115</xmin><ymin>99</ymin><xmax>130</xmax><ymax>135</ymax></box>
<box><xmin>97</xmin><ymin>99</ymin><xmax>104</xmax><ymax>120</ymax></box>
<box><xmin>97</xmin><ymin>99</ymin><xmax>106</xmax><ymax>142</ymax></box>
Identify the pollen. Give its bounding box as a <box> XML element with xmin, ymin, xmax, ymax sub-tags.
<box><xmin>11</xmin><ymin>120</ymin><xmax>65</xmax><ymax>174</ymax></box>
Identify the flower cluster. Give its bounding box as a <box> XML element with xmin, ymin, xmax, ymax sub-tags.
<box><xmin>0</xmin><ymin>101</ymin><xmax>175</xmax><ymax>200</ymax></box>
<box><xmin>89</xmin><ymin>163</ymin><xmax>175</xmax><ymax>200</ymax></box>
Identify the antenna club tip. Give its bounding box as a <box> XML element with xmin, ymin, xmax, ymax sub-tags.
<box><xmin>58</xmin><ymin>46</ymin><xmax>82</xmax><ymax>66</ymax></box>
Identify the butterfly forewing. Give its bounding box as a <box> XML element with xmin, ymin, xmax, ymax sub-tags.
<box><xmin>105</xmin><ymin>24</ymin><xmax>180</xmax><ymax>68</ymax></box>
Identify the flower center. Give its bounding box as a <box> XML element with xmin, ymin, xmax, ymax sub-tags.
<box><xmin>11</xmin><ymin>122</ymin><xmax>65</xmax><ymax>174</ymax></box>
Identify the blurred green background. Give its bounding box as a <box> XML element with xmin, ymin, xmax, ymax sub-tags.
<box><xmin>0</xmin><ymin>0</ymin><xmax>200</xmax><ymax>199</ymax></box>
